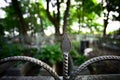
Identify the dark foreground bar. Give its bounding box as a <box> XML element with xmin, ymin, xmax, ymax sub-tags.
<box><xmin>1</xmin><ymin>74</ymin><xmax>120</xmax><ymax>80</ymax></box>
<box><xmin>0</xmin><ymin>76</ymin><xmax>55</xmax><ymax>80</ymax></box>
<box><xmin>75</xmin><ymin>74</ymin><xmax>120</xmax><ymax>80</ymax></box>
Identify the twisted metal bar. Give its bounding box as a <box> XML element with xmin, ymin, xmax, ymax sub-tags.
<box><xmin>61</xmin><ymin>33</ymin><xmax>71</xmax><ymax>80</ymax></box>
<box><xmin>0</xmin><ymin>56</ymin><xmax>60</xmax><ymax>80</ymax></box>
<box><xmin>63</xmin><ymin>53</ymin><xmax>69</xmax><ymax>80</ymax></box>
<box><xmin>70</xmin><ymin>55</ymin><xmax>120</xmax><ymax>80</ymax></box>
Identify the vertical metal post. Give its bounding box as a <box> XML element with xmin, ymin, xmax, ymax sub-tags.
<box><xmin>61</xmin><ymin>33</ymin><xmax>71</xmax><ymax>80</ymax></box>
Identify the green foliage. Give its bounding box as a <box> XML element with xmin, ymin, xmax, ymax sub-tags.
<box><xmin>26</xmin><ymin>1</ymin><xmax>52</xmax><ymax>32</ymax></box>
<box><xmin>68</xmin><ymin>0</ymin><xmax>103</xmax><ymax>34</ymax></box>
<box><xmin>0</xmin><ymin>43</ymin><xmax>24</xmax><ymax>59</ymax></box>
<box><xmin>0</xmin><ymin>0</ymin><xmax>105</xmax><ymax>36</ymax></box>
<box><xmin>22</xmin><ymin>48</ymin><xmax>38</xmax><ymax>56</ymax></box>
<box><xmin>0</xmin><ymin>42</ymin><xmax>38</xmax><ymax>59</ymax></box>
<box><xmin>34</xmin><ymin>41</ymin><xmax>87</xmax><ymax>66</ymax></box>
<box><xmin>70</xmin><ymin>41</ymin><xmax>87</xmax><ymax>66</ymax></box>
<box><xmin>1</xmin><ymin>5</ymin><xmax>19</xmax><ymax>32</ymax></box>
<box><xmin>0</xmin><ymin>39</ymin><xmax>87</xmax><ymax>66</ymax></box>
<box><xmin>73</xmin><ymin>54</ymin><xmax>87</xmax><ymax>66</ymax></box>
<box><xmin>36</xmin><ymin>44</ymin><xmax>63</xmax><ymax>65</ymax></box>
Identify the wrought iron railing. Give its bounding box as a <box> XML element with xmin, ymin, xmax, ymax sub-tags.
<box><xmin>0</xmin><ymin>33</ymin><xmax>120</xmax><ymax>80</ymax></box>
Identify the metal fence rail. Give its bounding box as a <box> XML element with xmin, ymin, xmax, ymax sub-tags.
<box><xmin>0</xmin><ymin>56</ymin><xmax>60</xmax><ymax>80</ymax></box>
<box><xmin>0</xmin><ymin>33</ymin><xmax>120</xmax><ymax>80</ymax></box>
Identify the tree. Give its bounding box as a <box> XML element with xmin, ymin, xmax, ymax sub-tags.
<box><xmin>1</xmin><ymin>0</ymin><xmax>109</xmax><ymax>40</ymax></box>
<box><xmin>26</xmin><ymin>1</ymin><xmax>46</xmax><ymax>35</ymax></box>
<box><xmin>2</xmin><ymin>0</ymin><xmax>48</xmax><ymax>42</ymax></box>
<box><xmin>11</xmin><ymin>0</ymin><xmax>30</xmax><ymax>43</ymax></box>
<box><xmin>102</xmin><ymin>0</ymin><xmax>120</xmax><ymax>36</ymax></box>
<box><xmin>68</xmin><ymin>0</ymin><xmax>102</xmax><ymax>34</ymax></box>
<box><xmin>45</xmin><ymin>0</ymin><xmax>70</xmax><ymax>41</ymax></box>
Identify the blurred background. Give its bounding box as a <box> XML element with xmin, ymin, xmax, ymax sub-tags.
<box><xmin>0</xmin><ymin>0</ymin><xmax>120</xmax><ymax>76</ymax></box>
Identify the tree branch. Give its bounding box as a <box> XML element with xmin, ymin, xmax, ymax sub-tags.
<box><xmin>63</xmin><ymin>0</ymin><xmax>70</xmax><ymax>34</ymax></box>
<box><xmin>12</xmin><ymin>0</ymin><xmax>28</xmax><ymax>35</ymax></box>
<box><xmin>57</xmin><ymin>0</ymin><xmax>60</xmax><ymax>25</ymax></box>
<box><xmin>46</xmin><ymin>0</ymin><xmax>55</xmax><ymax>25</ymax></box>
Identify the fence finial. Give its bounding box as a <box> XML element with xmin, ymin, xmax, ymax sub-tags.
<box><xmin>61</xmin><ymin>33</ymin><xmax>71</xmax><ymax>53</ymax></box>
<box><xmin>61</xmin><ymin>33</ymin><xmax>71</xmax><ymax>80</ymax></box>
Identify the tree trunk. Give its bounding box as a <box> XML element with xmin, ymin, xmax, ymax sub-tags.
<box><xmin>46</xmin><ymin>0</ymin><xmax>61</xmax><ymax>42</ymax></box>
<box><xmin>103</xmin><ymin>12</ymin><xmax>109</xmax><ymax>37</ymax></box>
<box><xmin>0</xmin><ymin>24</ymin><xmax>4</xmax><ymax>36</ymax></box>
<box><xmin>12</xmin><ymin>0</ymin><xmax>29</xmax><ymax>44</ymax></box>
<box><xmin>46</xmin><ymin>0</ymin><xmax>70</xmax><ymax>42</ymax></box>
<box><xmin>36</xmin><ymin>3</ymin><xmax>45</xmax><ymax>36</ymax></box>
<box><xmin>55</xmin><ymin>24</ymin><xmax>61</xmax><ymax>42</ymax></box>
<box><xmin>103</xmin><ymin>19</ymin><xmax>108</xmax><ymax>36</ymax></box>
<box><xmin>62</xmin><ymin>0</ymin><xmax>70</xmax><ymax>34</ymax></box>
